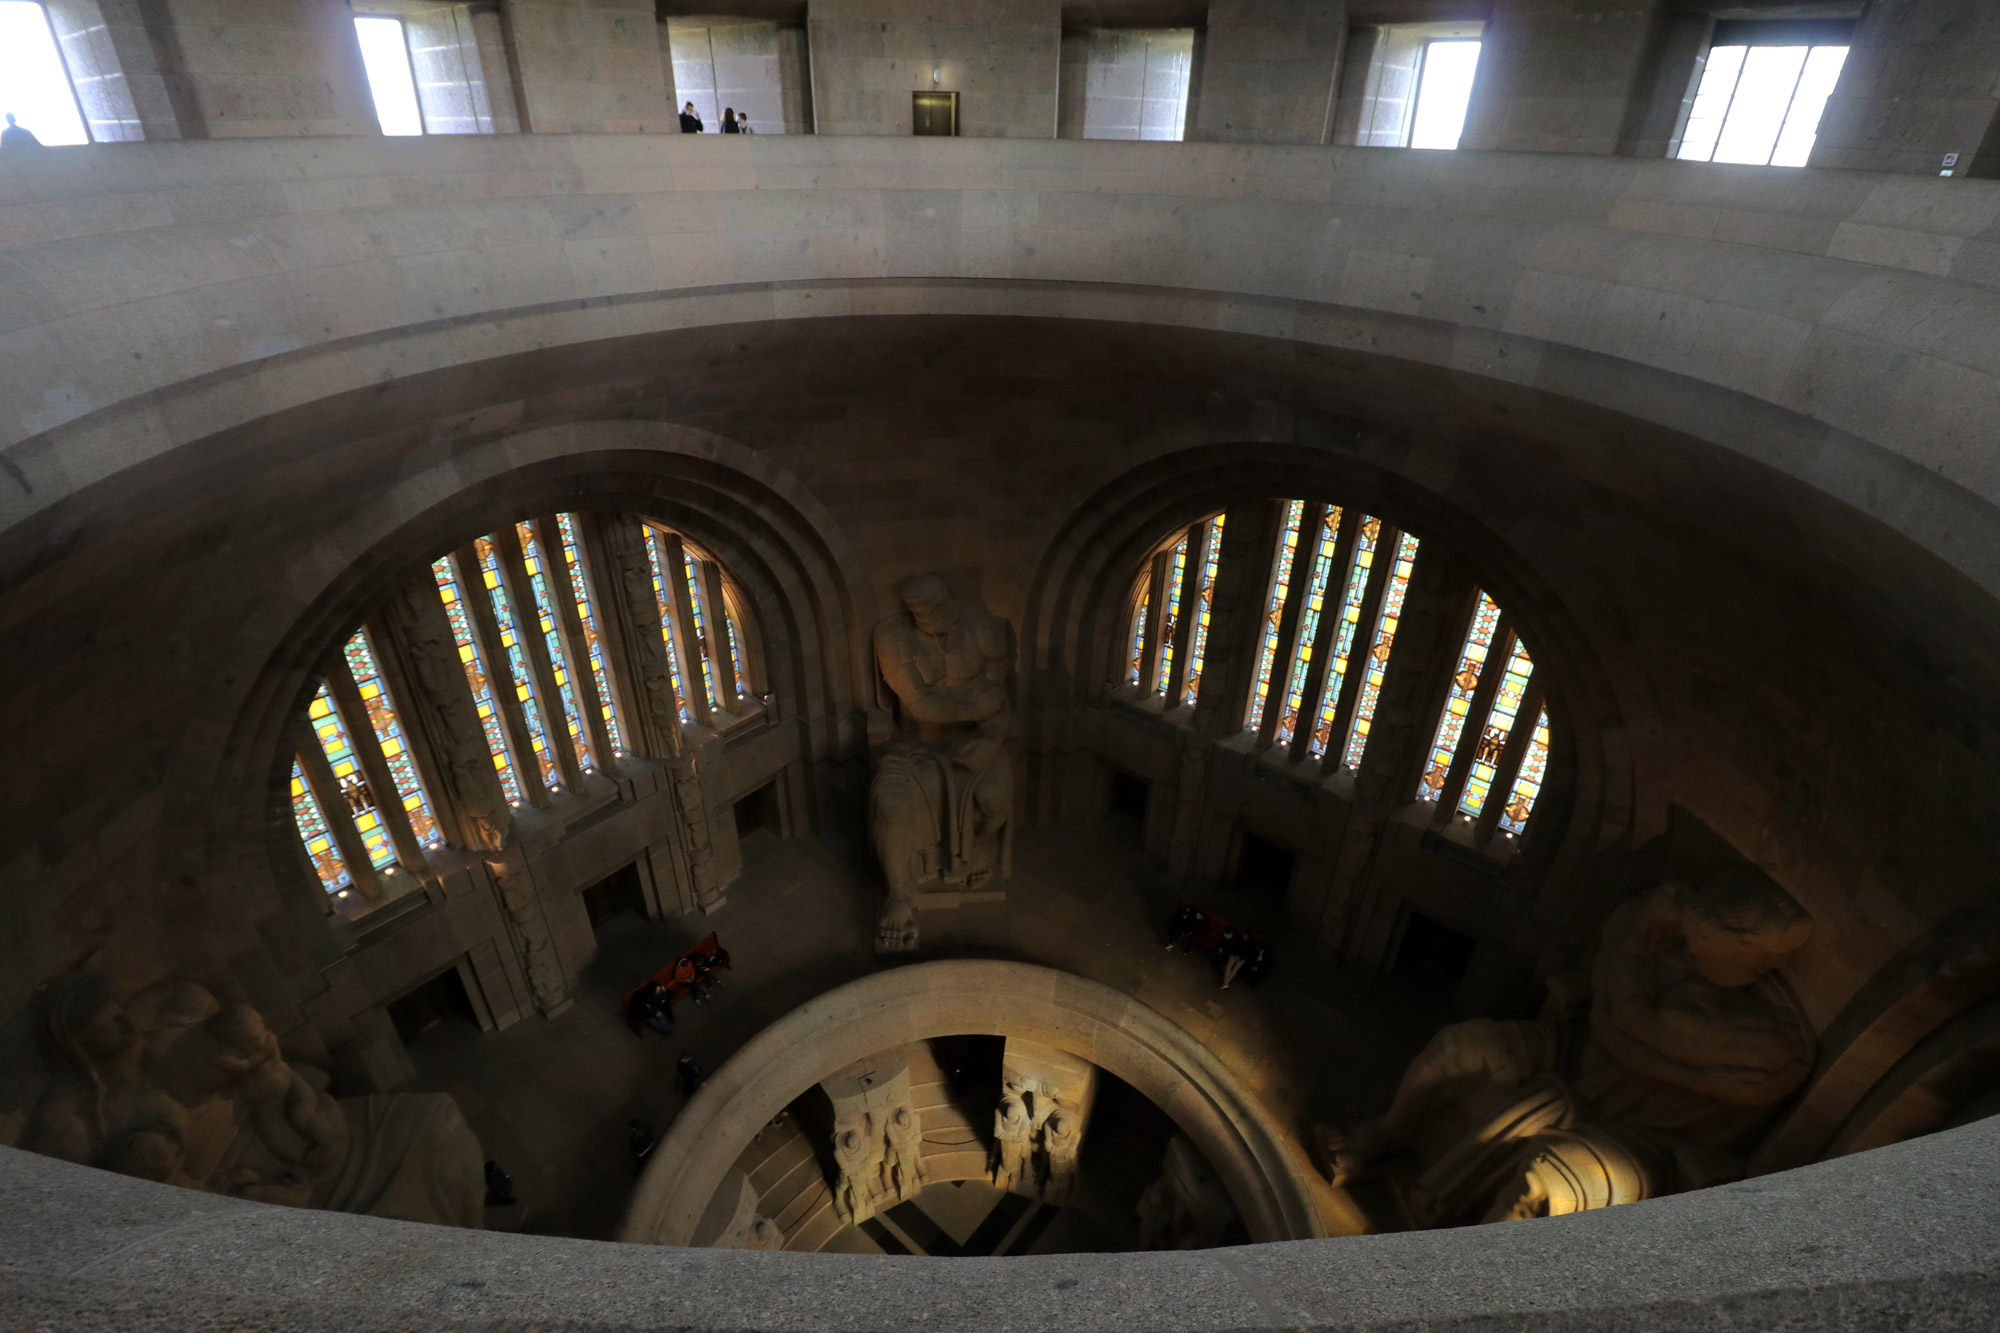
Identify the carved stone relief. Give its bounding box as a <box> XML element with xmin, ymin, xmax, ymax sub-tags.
<box><xmin>990</xmin><ymin>1039</ymin><xmax>1095</xmax><ymax>1204</ymax></box>
<box><xmin>487</xmin><ymin>856</ymin><xmax>568</xmax><ymax>1017</ymax></box>
<box><xmin>1316</xmin><ymin>870</ymin><xmax>1817</xmax><ymax>1226</ymax></box>
<box><xmin>697</xmin><ymin>1168</ymin><xmax>785</xmax><ymax>1251</ymax></box>
<box><xmin>1135</xmin><ymin>1135</ymin><xmax>1239</xmax><ymax>1250</ymax></box>
<box><xmin>868</xmin><ymin>573</ymin><xmax>1014</xmax><ymax>952</ymax></box>
<box><xmin>821</xmin><ymin>1052</ymin><xmax>925</xmax><ymax>1226</ymax></box>
<box><xmin>16</xmin><ymin>973</ymin><xmax>484</xmax><ymax>1228</ymax></box>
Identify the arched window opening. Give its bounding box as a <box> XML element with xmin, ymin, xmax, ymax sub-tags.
<box><xmin>286</xmin><ymin>512</ymin><xmax>765</xmax><ymax>901</ymax></box>
<box><xmin>1416</xmin><ymin>590</ymin><xmax>1551</xmax><ymax>839</ymax></box>
<box><xmin>1123</xmin><ymin>499</ymin><xmax>1424</xmax><ymax>775</ymax></box>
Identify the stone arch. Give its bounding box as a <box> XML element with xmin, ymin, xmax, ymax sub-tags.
<box><xmin>160</xmin><ymin>422</ymin><xmax>870</xmax><ymax>994</ymax></box>
<box><xmin>623</xmin><ymin>960</ymin><xmax>1335</xmax><ymax>1247</ymax></box>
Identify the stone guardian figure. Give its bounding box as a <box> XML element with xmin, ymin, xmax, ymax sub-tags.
<box><xmin>868</xmin><ymin>573</ymin><xmax>1014</xmax><ymax>952</ymax></box>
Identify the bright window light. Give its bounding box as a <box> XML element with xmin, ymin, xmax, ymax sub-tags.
<box><xmin>0</xmin><ymin>2</ymin><xmax>88</xmax><ymax>146</ymax></box>
<box><xmin>353</xmin><ymin>16</ymin><xmax>424</xmax><ymax>137</ymax></box>
<box><xmin>1677</xmin><ymin>43</ymin><xmax>1847</xmax><ymax>167</ymax></box>
<box><xmin>1409</xmin><ymin>40</ymin><xmax>1481</xmax><ymax>150</ymax></box>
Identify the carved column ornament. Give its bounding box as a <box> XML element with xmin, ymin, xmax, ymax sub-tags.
<box><xmin>369</xmin><ymin>578</ymin><xmax>512</xmax><ymax>853</ymax></box>
<box><xmin>486</xmin><ymin>854</ymin><xmax>568</xmax><ymax>1016</ymax></box>
<box><xmin>580</xmin><ymin>512</ymin><xmax>684</xmax><ymax>760</ymax></box>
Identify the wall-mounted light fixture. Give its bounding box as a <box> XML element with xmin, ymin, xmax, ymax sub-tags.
<box><xmin>932</xmin><ymin>67</ymin><xmax>941</xmax><ymax>85</ymax></box>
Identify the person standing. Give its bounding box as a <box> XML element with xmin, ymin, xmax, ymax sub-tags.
<box><xmin>721</xmin><ymin>108</ymin><xmax>739</xmax><ymax>134</ymax></box>
<box><xmin>627</xmin><ymin>1119</ymin><xmax>656</xmax><ymax>1175</ymax></box>
<box><xmin>676</xmin><ymin>1052</ymin><xmax>707</xmax><ymax>1095</ymax></box>
<box><xmin>679</xmin><ymin>102</ymin><xmax>703</xmax><ymax>133</ymax></box>
<box><xmin>2</xmin><ymin>114</ymin><xmax>44</xmax><ymax>148</ymax></box>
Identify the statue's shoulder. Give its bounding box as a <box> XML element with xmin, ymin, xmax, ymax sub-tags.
<box><xmin>873</xmin><ymin>610</ymin><xmax>917</xmax><ymax>646</ymax></box>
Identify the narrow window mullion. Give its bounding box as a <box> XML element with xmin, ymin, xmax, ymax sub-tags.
<box><xmin>1474</xmin><ymin>674</ymin><xmax>1546</xmax><ymax>844</ymax></box>
<box><xmin>1162</xmin><ymin>521</ymin><xmax>1207</xmax><ymax>705</ymax></box>
<box><xmin>429</xmin><ymin>556</ymin><xmax>528</xmax><ymax>808</ymax></box>
<box><xmin>451</xmin><ymin>544</ymin><xmax>553</xmax><ymax>806</ymax></box>
<box><xmin>290</xmin><ymin>758</ymin><xmax>353</xmax><ymax>897</ymax></box>
<box><xmin>1244</xmin><ymin>500</ymin><xmax>1307</xmax><ymax>732</ymax></box>
<box><xmin>535</xmin><ymin>514</ymin><xmax>620</xmax><ymax>771</ymax></box>
<box><xmin>498</xmin><ymin>523</ymin><xmax>590</xmax><ymax>786</ymax></box>
<box><xmin>1256</xmin><ymin>500</ymin><xmax>1327</xmax><ymax>747</ymax></box>
<box><xmin>296</xmin><ymin>736</ymin><xmax>382</xmax><ymax>900</ymax></box>
<box><xmin>1287</xmin><ymin>507</ymin><xmax>1360</xmax><ymax>764</ymax></box>
<box><xmin>653</xmin><ymin>528</ymin><xmax>716</xmax><ymax>729</ymax></box>
<box><xmin>1136</xmin><ymin>548</ymin><xmax>1172</xmax><ymax>701</ymax></box>
<box><xmin>324</xmin><ymin>650</ymin><xmax>432</xmax><ymax>872</ymax></box>
<box><xmin>1318</xmin><ymin>520</ymin><xmax>1402</xmax><ymax>776</ymax></box>
<box><xmin>699</xmin><ymin>558</ymin><xmax>743</xmax><ymax>714</ymax></box>
<box><xmin>1435</xmin><ymin>618</ymin><xmax>1513</xmax><ymax>818</ymax></box>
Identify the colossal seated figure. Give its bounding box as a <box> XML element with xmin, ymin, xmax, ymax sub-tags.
<box><xmin>1318</xmin><ymin>870</ymin><xmax>1815</xmax><ymax>1226</ymax></box>
<box><xmin>16</xmin><ymin>972</ymin><xmax>484</xmax><ymax>1228</ymax></box>
<box><xmin>868</xmin><ymin>574</ymin><xmax>1013</xmax><ymax>952</ymax></box>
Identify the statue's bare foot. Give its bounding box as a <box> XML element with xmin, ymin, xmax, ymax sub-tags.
<box><xmin>1312</xmin><ymin>1123</ymin><xmax>1373</xmax><ymax>1188</ymax></box>
<box><xmin>876</xmin><ymin>898</ymin><xmax>919</xmax><ymax>953</ymax></box>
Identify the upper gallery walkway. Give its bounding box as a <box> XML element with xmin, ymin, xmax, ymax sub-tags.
<box><xmin>1</xmin><ymin>134</ymin><xmax>1996</xmax><ymax>595</ymax></box>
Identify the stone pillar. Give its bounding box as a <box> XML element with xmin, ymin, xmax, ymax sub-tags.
<box><xmin>368</xmin><ymin>577</ymin><xmax>513</xmax><ymax>853</ymax></box>
<box><xmin>994</xmin><ymin>1038</ymin><xmax>1096</xmax><ymax>1204</ymax></box>
<box><xmin>821</xmin><ymin>1051</ymin><xmax>923</xmax><ymax>1226</ymax></box>
<box><xmin>1457</xmin><ymin>0</ymin><xmax>1678</xmax><ymax>156</ymax></box>
<box><xmin>1315</xmin><ymin>543</ymin><xmax>1474</xmax><ymax>962</ymax></box>
<box><xmin>499</xmin><ymin>0</ymin><xmax>677</xmax><ymax>134</ymax></box>
<box><xmin>1185</xmin><ymin>0</ymin><xmax>1347</xmax><ymax>145</ymax></box>
<box><xmin>131</xmin><ymin>0</ymin><xmax>380</xmax><ymax>138</ymax></box>
<box><xmin>43</xmin><ymin>0</ymin><xmax>162</xmax><ymax>140</ymax></box>
<box><xmin>805</xmin><ymin>0</ymin><xmax>1061</xmax><ymax>138</ymax></box>
<box><xmin>469</xmin><ymin>3</ymin><xmax>526</xmax><ymax>133</ymax></box>
<box><xmin>1808</xmin><ymin>0</ymin><xmax>2000</xmax><ymax>177</ymax></box>
<box><xmin>486</xmin><ymin>852</ymin><xmax>568</xmax><ymax>1016</ymax></box>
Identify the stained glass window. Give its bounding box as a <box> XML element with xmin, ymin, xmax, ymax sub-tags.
<box><xmin>1306</xmin><ymin>515</ymin><xmax>1382</xmax><ymax>760</ymax></box>
<box><xmin>1498</xmin><ymin>706</ymin><xmax>1551</xmax><ymax>836</ymax></box>
<box><xmin>1337</xmin><ymin>531</ymin><xmax>1422</xmax><ymax>771</ymax></box>
<box><xmin>640</xmin><ymin>526</ymin><xmax>694</xmax><ymax>723</ymax></box>
<box><xmin>1273</xmin><ymin>506</ymin><xmax>1343</xmax><ymax>748</ymax></box>
<box><xmin>308</xmin><ymin>684</ymin><xmax>396</xmax><ymax>871</ymax></box>
<box><xmin>1417</xmin><ymin>592</ymin><xmax>1503</xmax><ymax>802</ymax></box>
<box><xmin>1151</xmin><ymin>532</ymin><xmax>1190</xmax><ymax>696</ymax></box>
<box><xmin>1180</xmin><ymin>514</ymin><xmax>1223</xmax><ymax>708</ymax></box>
<box><xmin>1245</xmin><ymin>501</ymin><xmax>1306</xmax><ymax>731</ymax></box>
<box><xmin>1126</xmin><ymin>578</ymin><xmax>1151</xmax><ymax>687</ymax></box>
<box><xmin>473</xmin><ymin>536</ymin><xmax>561</xmax><ymax>789</ymax></box>
<box><xmin>554</xmin><ymin>514</ymin><xmax>627</xmax><ymax>754</ymax></box>
<box><xmin>342</xmin><ymin>628</ymin><xmax>442</xmax><ymax>849</ymax></box>
<box><xmin>291</xmin><ymin>759</ymin><xmax>351</xmax><ymax>894</ymax></box>
<box><xmin>680</xmin><ymin>545</ymin><xmax>722</xmax><ymax>710</ymax></box>
<box><xmin>431</xmin><ymin>557</ymin><xmax>524</xmax><ymax>805</ymax></box>
<box><xmin>1457</xmin><ymin>632</ymin><xmax>1535</xmax><ymax>819</ymax></box>
<box><xmin>517</xmin><ymin>521</ymin><xmax>595</xmax><ymax>772</ymax></box>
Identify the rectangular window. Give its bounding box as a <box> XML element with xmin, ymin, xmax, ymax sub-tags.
<box><xmin>1347</xmin><ymin>22</ymin><xmax>1483</xmax><ymax>150</ymax></box>
<box><xmin>343</xmin><ymin>628</ymin><xmax>444</xmax><ymax>849</ymax></box>
<box><xmin>1060</xmin><ymin>28</ymin><xmax>1194</xmax><ymax>142</ymax></box>
<box><xmin>291</xmin><ymin>760</ymin><xmax>352</xmax><ymax>895</ymax></box>
<box><xmin>0</xmin><ymin>2</ymin><xmax>88</xmax><ymax>145</ymax></box>
<box><xmin>555</xmin><ymin>513</ymin><xmax>626</xmax><ymax>756</ymax></box>
<box><xmin>666</xmin><ymin>19</ymin><xmax>790</xmax><ymax>135</ymax></box>
<box><xmin>1408</xmin><ymin>40</ymin><xmax>1482</xmax><ymax>149</ymax></box>
<box><xmin>354</xmin><ymin>15</ymin><xmax>425</xmax><ymax>136</ymax></box>
<box><xmin>1676</xmin><ymin>21</ymin><xmax>1852</xmax><ymax>168</ymax></box>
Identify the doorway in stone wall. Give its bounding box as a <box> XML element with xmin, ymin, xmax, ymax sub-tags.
<box><xmin>582</xmin><ymin>861</ymin><xmax>648</xmax><ymax>932</ymax></box>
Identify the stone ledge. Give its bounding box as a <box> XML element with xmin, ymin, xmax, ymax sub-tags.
<box><xmin>4</xmin><ymin>1091</ymin><xmax>1998</xmax><ymax>1330</ymax></box>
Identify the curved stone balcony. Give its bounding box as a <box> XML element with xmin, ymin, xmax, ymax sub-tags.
<box><xmin>3</xmin><ymin>135</ymin><xmax>1996</xmax><ymax>596</ymax></box>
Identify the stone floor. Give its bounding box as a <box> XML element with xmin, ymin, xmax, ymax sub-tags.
<box><xmin>401</xmin><ymin>817</ymin><xmax>1458</xmax><ymax>1242</ymax></box>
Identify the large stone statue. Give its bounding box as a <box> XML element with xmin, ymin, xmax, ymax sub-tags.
<box><xmin>1135</xmin><ymin>1136</ymin><xmax>1239</xmax><ymax>1250</ymax></box>
<box><xmin>821</xmin><ymin>1052</ymin><xmax>926</xmax><ymax>1226</ymax></box>
<box><xmin>868</xmin><ymin>573</ymin><xmax>1014</xmax><ymax>952</ymax></box>
<box><xmin>1317</xmin><ymin>870</ymin><xmax>1815</xmax><ymax>1226</ymax></box>
<box><xmin>17</xmin><ymin>973</ymin><xmax>484</xmax><ymax>1228</ymax></box>
<box><xmin>989</xmin><ymin>1039</ymin><xmax>1095</xmax><ymax>1203</ymax></box>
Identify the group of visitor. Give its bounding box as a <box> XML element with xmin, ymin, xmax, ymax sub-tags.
<box><xmin>678</xmin><ymin>102</ymin><xmax>753</xmax><ymax>134</ymax></box>
<box><xmin>1165</xmin><ymin>902</ymin><xmax>1273</xmax><ymax>990</ymax></box>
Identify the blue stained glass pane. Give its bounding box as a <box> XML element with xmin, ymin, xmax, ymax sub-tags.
<box><xmin>1246</xmin><ymin>501</ymin><xmax>1306</xmax><ymax>731</ymax></box>
<box><xmin>681</xmin><ymin>547</ymin><xmax>722</xmax><ymax>710</ymax></box>
<box><xmin>556</xmin><ymin>514</ymin><xmax>626</xmax><ymax>754</ymax></box>
<box><xmin>516</xmin><ymin>521</ymin><xmax>594</xmax><ymax>772</ymax></box>
<box><xmin>1151</xmin><ymin>533</ymin><xmax>1190</xmax><ymax>696</ymax></box>
<box><xmin>291</xmin><ymin>759</ymin><xmax>351</xmax><ymax>894</ymax></box>
<box><xmin>1417</xmin><ymin>592</ymin><xmax>1503</xmax><ymax>802</ymax></box>
<box><xmin>309</xmin><ymin>684</ymin><xmax>395</xmax><ymax>870</ymax></box>
<box><xmin>1274</xmin><ymin>506</ymin><xmax>1343</xmax><ymax>748</ymax></box>
<box><xmin>1458</xmin><ymin>632</ymin><xmax>1535</xmax><ymax>819</ymax></box>
<box><xmin>641</xmin><ymin>526</ymin><xmax>694</xmax><ymax>723</ymax></box>
<box><xmin>432</xmin><ymin>557</ymin><xmax>524</xmax><ymax>805</ymax></box>
<box><xmin>474</xmin><ymin>536</ymin><xmax>560</xmax><ymax>789</ymax></box>
<box><xmin>1306</xmin><ymin>513</ymin><xmax>1380</xmax><ymax>759</ymax></box>
<box><xmin>343</xmin><ymin>629</ymin><xmax>443</xmax><ymax>849</ymax></box>
<box><xmin>1338</xmin><ymin>530</ymin><xmax>1422</xmax><ymax>771</ymax></box>
<box><xmin>1126</xmin><ymin>581</ymin><xmax>1150</xmax><ymax>686</ymax></box>
<box><xmin>1180</xmin><ymin>514</ymin><xmax>1224</xmax><ymax>708</ymax></box>
<box><xmin>1498</xmin><ymin>706</ymin><xmax>1551</xmax><ymax>836</ymax></box>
